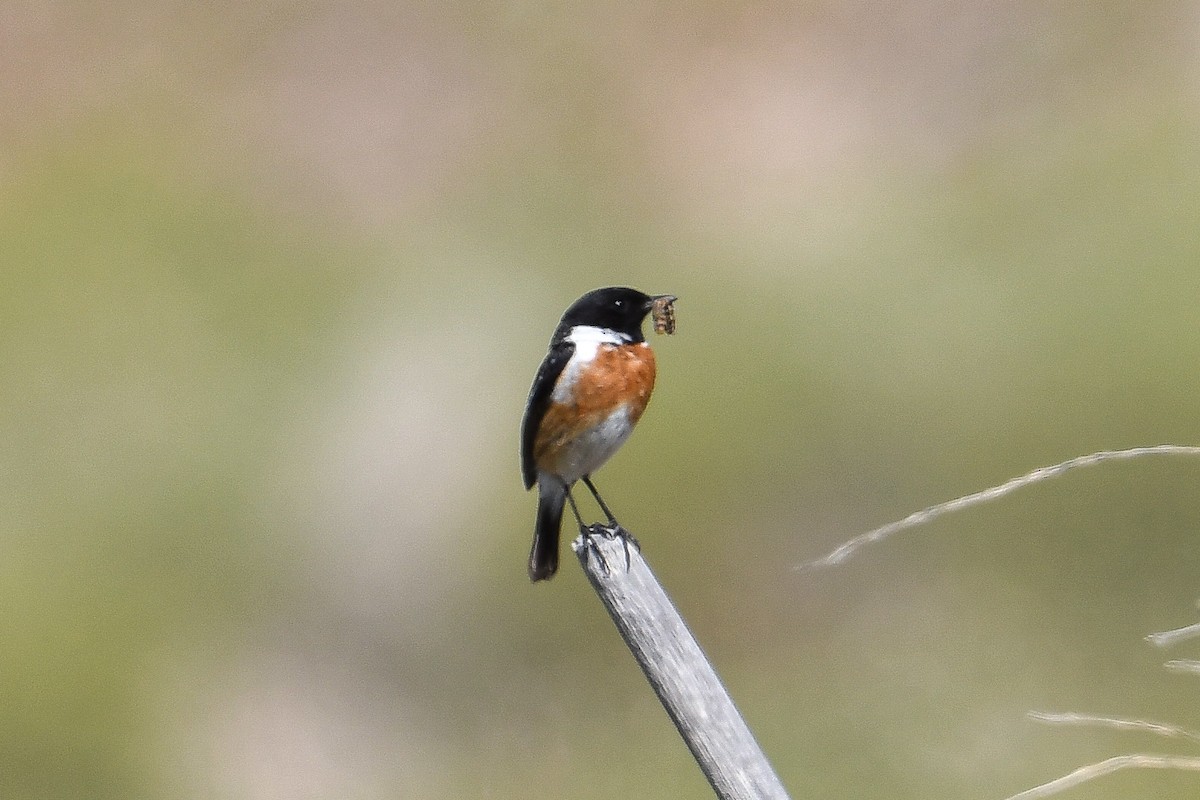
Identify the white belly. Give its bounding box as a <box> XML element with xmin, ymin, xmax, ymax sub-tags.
<box><xmin>549</xmin><ymin>405</ymin><xmax>636</xmax><ymax>483</ymax></box>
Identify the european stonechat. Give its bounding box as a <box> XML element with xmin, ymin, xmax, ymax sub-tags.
<box><xmin>520</xmin><ymin>287</ymin><xmax>676</xmax><ymax>581</ymax></box>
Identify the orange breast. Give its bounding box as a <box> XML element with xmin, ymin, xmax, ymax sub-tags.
<box><xmin>533</xmin><ymin>343</ymin><xmax>656</xmax><ymax>475</ymax></box>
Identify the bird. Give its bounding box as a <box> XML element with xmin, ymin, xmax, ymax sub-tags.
<box><xmin>520</xmin><ymin>286</ymin><xmax>675</xmax><ymax>581</ymax></box>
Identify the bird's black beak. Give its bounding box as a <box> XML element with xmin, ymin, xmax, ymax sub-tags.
<box><xmin>645</xmin><ymin>293</ymin><xmax>677</xmax><ymax>310</ymax></box>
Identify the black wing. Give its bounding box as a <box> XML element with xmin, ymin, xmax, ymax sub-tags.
<box><xmin>520</xmin><ymin>340</ymin><xmax>574</xmax><ymax>490</ymax></box>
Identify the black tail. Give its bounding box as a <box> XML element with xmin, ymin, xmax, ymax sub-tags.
<box><xmin>529</xmin><ymin>483</ymin><xmax>565</xmax><ymax>581</ymax></box>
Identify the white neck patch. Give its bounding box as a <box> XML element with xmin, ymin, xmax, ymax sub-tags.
<box><xmin>566</xmin><ymin>325</ymin><xmax>629</xmax><ymax>361</ymax></box>
<box><xmin>551</xmin><ymin>325</ymin><xmax>631</xmax><ymax>404</ymax></box>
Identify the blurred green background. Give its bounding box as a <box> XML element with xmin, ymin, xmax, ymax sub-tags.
<box><xmin>3</xmin><ymin>3</ymin><xmax>1200</xmax><ymax>798</ymax></box>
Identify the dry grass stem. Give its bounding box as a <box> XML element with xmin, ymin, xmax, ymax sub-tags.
<box><xmin>800</xmin><ymin>445</ymin><xmax>1200</xmax><ymax>570</ymax></box>
<box><xmin>1027</xmin><ymin>711</ymin><xmax>1200</xmax><ymax>745</ymax></box>
<box><xmin>1000</xmin><ymin>755</ymin><xmax>1200</xmax><ymax>800</ymax></box>
<box><xmin>1146</xmin><ymin>621</ymin><xmax>1200</xmax><ymax>648</ymax></box>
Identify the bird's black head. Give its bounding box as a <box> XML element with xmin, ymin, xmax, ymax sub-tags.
<box><xmin>556</xmin><ymin>286</ymin><xmax>659</xmax><ymax>341</ymax></box>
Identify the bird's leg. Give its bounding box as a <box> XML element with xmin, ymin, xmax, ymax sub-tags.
<box><xmin>581</xmin><ymin>475</ymin><xmax>639</xmax><ymax>569</ymax></box>
<box><xmin>581</xmin><ymin>475</ymin><xmax>618</xmax><ymax>527</ymax></box>
<box><xmin>568</xmin><ymin>485</ymin><xmax>609</xmax><ymax>570</ymax></box>
<box><xmin>564</xmin><ymin>486</ymin><xmax>586</xmax><ymax>531</ymax></box>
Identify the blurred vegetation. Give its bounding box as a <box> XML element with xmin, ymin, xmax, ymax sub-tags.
<box><xmin>2</xmin><ymin>3</ymin><xmax>1199</xmax><ymax>799</ymax></box>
